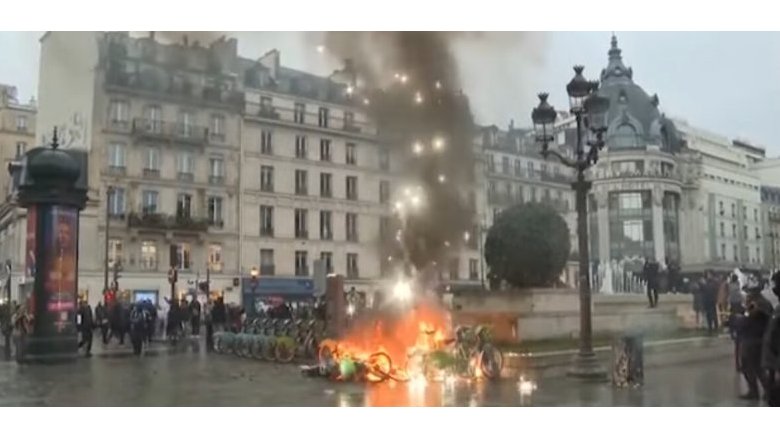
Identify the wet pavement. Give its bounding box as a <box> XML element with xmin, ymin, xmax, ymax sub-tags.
<box><xmin>0</xmin><ymin>343</ymin><xmax>761</xmax><ymax>406</ymax></box>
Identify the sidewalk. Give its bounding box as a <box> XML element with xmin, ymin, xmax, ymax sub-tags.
<box><xmin>84</xmin><ymin>335</ymin><xmax>203</xmax><ymax>358</ymax></box>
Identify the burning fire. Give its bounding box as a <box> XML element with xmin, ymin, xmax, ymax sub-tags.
<box><xmin>318</xmin><ymin>296</ymin><xmax>451</xmax><ymax>384</ymax></box>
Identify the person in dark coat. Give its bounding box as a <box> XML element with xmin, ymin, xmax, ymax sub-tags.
<box><xmin>94</xmin><ymin>301</ymin><xmax>109</xmax><ymax>344</ymax></box>
<box><xmin>702</xmin><ymin>271</ymin><xmax>720</xmax><ymax>335</ymax></box>
<box><xmin>129</xmin><ymin>304</ymin><xmax>149</xmax><ymax>356</ymax></box>
<box><xmin>167</xmin><ymin>299</ymin><xmax>181</xmax><ymax>340</ymax></box>
<box><xmin>762</xmin><ymin>270</ymin><xmax>780</xmax><ymax>406</ymax></box>
<box><xmin>189</xmin><ymin>298</ymin><xmax>202</xmax><ymax>336</ymax></box>
<box><xmin>212</xmin><ymin>297</ymin><xmax>227</xmax><ymax>333</ymax></box>
<box><xmin>643</xmin><ymin>259</ymin><xmax>660</xmax><ymax>308</ymax></box>
<box><xmin>737</xmin><ymin>289</ymin><xmax>772</xmax><ymax>400</ymax></box>
<box><xmin>76</xmin><ymin>300</ymin><xmax>94</xmax><ymax>357</ymax></box>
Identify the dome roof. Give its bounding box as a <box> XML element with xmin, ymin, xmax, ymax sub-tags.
<box><xmin>596</xmin><ymin>35</ymin><xmax>682</xmax><ymax>153</ymax></box>
<box><xmin>28</xmin><ymin>129</ymin><xmax>80</xmax><ymax>185</ymax></box>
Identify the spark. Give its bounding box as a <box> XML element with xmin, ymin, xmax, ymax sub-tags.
<box><xmin>346</xmin><ymin>85</ymin><xmax>354</xmax><ymax>95</ymax></box>
<box><xmin>444</xmin><ymin>241</ymin><xmax>450</xmax><ymax>247</ymax></box>
<box><xmin>387</xmin><ymin>256</ymin><xmax>393</xmax><ymax>262</ymax></box>
<box><xmin>403</xmin><ymin>187</ymin><xmax>412</xmax><ymax>197</ymax></box>
<box><xmin>346</xmin><ymin>304</ymin><xmax>355</xmax><ymax>316</ymax></box>
<box><xmin>433</xmin><ymin>137</ymin><xmax>445</xmax><ymax>151</ymax></box>
<box><xmin>316</xmin><ymin>45</ymin><xmax>325</xmax><ymax>54</ymax></box>
<box><xmin>400</xmin><ymin>74</ymin><xmax>408</xmax><ymax>84</ymax></box>
<box><xmin>394</xmin><ymin>201</ymin><xmax>404</xmax><ymax>211</ymax></box>
<box><xmin>410</xmin><ymin>195</ymin><xmax>421</xmax><ymax>207</ymax></box>
<box><xmin>435</xmin><ymin>80</ymin><xmax>442</xmax><ymax>89</ymax></box>
<box><xmin>412</xmin><ymin>142</ymin><xmax>423</xmax><ymax>155</ymax></box>
<box><xmin>517</xmin><ymin>376</ymin><xmax>537</xmax><ymax>396</ymax></box>
<box><xmin>414</xmin><ymin>91</ymin><xmax>423</xmax><ymax>104</ymax></box>
<box><xmin>438</xmin><ymin>174</ymin><xmax>446</xmax><ymax>183</ymax></box>
<box><xmin>394</xmin><ymin>73</ymin><xmax>401</xmax><ymax>79</ymax></box>
<box><xmin>463</xmin><ymin>231</ymin><xmax>471</xmax><ymax>241</ymax></box>
<box><xmin>363</xmin><ymin>98</ymin><xmax>370</xmax><ymax>105</ymax></box>
<box><xmin>409</xmin><ymin>374</ymin><xmax>427</xmax><ymax>390</ymax></box>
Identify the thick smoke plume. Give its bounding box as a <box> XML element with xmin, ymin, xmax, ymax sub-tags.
<box><xmin>322</xmin><ymin>32</ymin><xmax>478</xmax><ymax>273</ymax></box>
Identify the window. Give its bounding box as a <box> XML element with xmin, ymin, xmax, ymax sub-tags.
<box><xmin>320</xmin><ymin>252</ymin><xmax>334</xmax><ymax>274</ymax></box>
<box><xmin>140</xmin><ymin>241</ymin><xmax>157</xmax><ymax>270</ymax></box>
<box><xmin>732</xmin><ymin>224</ymin><xmax>737</xmax><ymax>238</ymax></box>
<box><xmin>346</xmin><ymin>253</ymin><xmax>358</xmax><ymax>279</ymax></box>
<box><xmin>346</xmin><ymin>176</ymin><xmax>358</xmax><ymax>200</ymax></box>
<box><xmin>755</xmin><ymin>227</ymin><xmax>760</xmax><ymax>240</ymax></box>
<box><xmin>448</xmin><ymin>257</ymin><xmax>460</xmax><ymax>280</ymax></box>
<box><xmin>320</xmin><ymin>139</ymin><xmax>332</xmax><ymax>161</ymax></box>
<box><xmin>171</xmin><ymin>243</ymin><xmax>192</xmax><ymax>270</ymax></box>
<box><xmin>295</xmin><ymin>251</ymin><xmax>309</xmax><ymax>276</ymax></box>
<box><xmin>527</xmin><ymin>162</ymin><xmax>535</xmax><ymax>178</ymax></box>
<box><xmin>259</xmin><ymin>96</ymin><xmax>273</xmax><ymax>112</ymax></box>
<box><xmin>261</xmin><ymin>130</ymin><xmax>273</xmax><ymax>154</ymax></box>
<box><xmin>557</xmin><ymin>131</ymin><xmax>566</xmax><ymax>145</ymax></box>
<box><xmin>720</xmin><ymin>222</ymin><xmax>725</xmax><ymax>238</ymax></box>
<box><xmin>502</xmin><ymin>157</ymin><xmax>510</xmax><ymax>174</ymax></box>
<box><xmin>178</xmin><ymin>111</ymin><xmax>194</xmax><ymax>137</ymax></box>
<box><xmin>379</xmin><ymin>149</ymin><xmax>390</xmax><ymax>171</ymax></box>
<box><xmin>294</xmin><ymin>103</ymin><xmax>305</xmax><ymax>124</ymax></box>
<box><xmin>530</xmin><ymin>187</ymin><xmax>537</xmax><ymax>202</ymax></box>
<box><xmin>176</xmin><ymin>193</ymin><xmax>192</xmax><ymax>219</ymax></box>
<box><xmin>743</xmin><ymin>206</ymin><xmax>747</xmax><ymax>220</ymax></box>
<box><xmin>144</xmin><ymin>105</ymin><xmax>162</xmax><ymax>132</ymax></box>
<box><xmin>208</xmin><ymin>196</ymin><xmax>223</xmax><ymax>227</ymax></box>
<box><xmin>260</xmin><ymin>205</ymin><xmax>274</xmax><ymax>236</ymax></box>
<box><xmin>260</xmin><ymin>166</ymin><xmax>274</xmax><ymax>192</ymax></box>
<box><xmin>733</xmin><ymin>244</ymin><xmax>739</xmax><ymax>262</ymax></box>
<box><xmin>210</xmin><ymin>114</ymin><xmax>225</xmax><ymax>139</ymax></box>
<box><xmin>108</xmin><ymin>239</ymin><xmax>123</xmax><ymax>267</ymax></box>
<box><xmin>469</xmin><ymin>259</ymin><xmax>479</xmax><ymax>280</ymax></box>
<box><xmin>210</xmin><ymin>157</ymin><xmax>224</xmax><ymax>183</ymax></box>
<box><xmin>108</xmin><ymin>143</ymin><xmax>125</xmax><ymax>168</ymax></box>
<box><xmin>144</xmin><ymin>147</ymin><xmax>160</xmax><ymax>171</ymax></box>
<box><xmin>108</xmin><ymin>187</ymin><xmax>125</xmax><ymax>216</ymax></box>
<box><xmin>743</xmin><ymin>225</ymin><xmax>748</xmax><ymax>239</ymax></box>
<box><xmin>142</xmin><ymin>190</ymin><xmax>158</xmax><ymax>214</ymax></box>
<box><xmin>346</xmin><ymin>142</ymin><xmax>357</xmax><ymax>165</ymax></box>
<box><xmin>756</xmin><ymin>246</ymin><xmax>761</xmax><ymax>262</ymax></box>
<box><xmin>16</xmin><ymin>115</ymin><xmax>28</xmax><ymax>132</ymax></box>
<box><xmin>177</xmin><ymin>152</ymin><xmax>194</xmax><ymax>175</ymax></box>
<box><xmin>320</xmin><ymin>210</ymin><xmax>333</xmax><ymax>240</ymax></box>
<box><xmin>719</xmin><ymin>201</ymin><xmax>724</xmax><ymax>215</ymax></box>
<box><xmin>346</xmin><ymin>213</ymin><xmax>358</xmax><ymax>242</ymax></box>
<box><xmin>205</xmin><ymin>244</ymin><xmax>222</xmax><ymax>272</ymax></box>
<box><xmin>318</xmin><ymin>107</ymin><xmax>329</xmax><ymax>128</ymax></box>
<box><xmin>109</xmin><ymin>100</ymin><xmax>129</xmax><ymax>127</ymax></box>
<box><xmin>260</xmin><ymin>249</ymin><xmax>275</xmax><ymax>275</ymax></box>
<box><xmin>295</xmin><ymin>135</ymin><xmax>307</xmax><ymax>158</ymax></box>
<box><xmin>15</xmin><ymin>142</ymin><xmax>26</xmax><ymax>157</ymax></box>
<box><xmin>320</xmin><ymin>173</ymin><xmax>333</xmax><ymax>198</ymax></box>
<box><xmin>344</xmin><ymin>111</ymin><xmax>355</xmax><ymax>128</ymax></box>
<box><xmin>514</xmin><ymin>159</ymin><xmax>522</xmax><ymax>177</ymax></box>
<box><xmin>731</xmin><ymin>203</ymin><xmax>736</xmax><ymax>218</ymax></box>
<box><xmin>486</xmin><ymin>154</ymin><xmax>495</xmax><ymax>173</ymax></box>
<box><xmin>754</xmin><ymin>208</ymin><xmax>758</xmax><ymax>222</ymax></box>
<box><xmin>721</xmin><ymin>243</ymin><xmax>726</xmax><ymax>260</ymax></box>
<box><xmin>379</xmin><ymin>181</ymin><xmax>390</xmax><ymax>204</ymax></box>
<box><xmin>612</xmin><ymin>124</ymin><xmax>639</xmax><ymax>149</ymax></box>
<box><xmin>295</xmin><ymin>209</ymin><xmax>308</xmax><ymax>239</ymax></box>
<box><xmin>295</xmin><ymin>170</ymin><xmax>308</xmax><ymax>195</ymax></box>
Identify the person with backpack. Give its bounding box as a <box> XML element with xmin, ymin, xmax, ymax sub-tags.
<box><xmin>189</xmin><ymin>298</ymin><xmax>202</xmax><ymax>336</ymax></box>
<box><xmin>76</xmin><ymin>299</ymin><xmax>94</xmax><ymax>357</ymax></box>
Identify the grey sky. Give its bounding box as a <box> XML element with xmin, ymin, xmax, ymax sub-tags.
<box><xmin>2</xmin><ymin>31</ymin><xmax>779</xmax><ymax>155</ymax></box>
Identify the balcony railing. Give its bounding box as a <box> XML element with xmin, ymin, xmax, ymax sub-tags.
<box><xmin>127</xmin><ymin>212</ymin><xmax>209</xmax><ymax>232</ymax></box>
<box><xmin>343</xmin><ymin>122</ymin><xmax>362</xmax><ymax>133</ymax></box>
<box><xmin>108</xmin><ymin>119</ymin><xmax>131</xmax><ymax>133</ymax></box>
<box><xmin>208</xmin><ymin>218</ymin><xmax>224</xmax><ymax>229</ymax></box>
<box><xmin>209</xmin><ymin>175</ymin><xmax>225</xmax><ymax>185</ymax></box>
<box><xmin>178</xmin><ymin>172</ymin><xmax>194</xmax><ymax>182</ymax></box>
<box><xmin>258</xmin><ymin>106</ymin><xmax>280</xmax><ymax>120</ymax></box>
<box><xmin>260</xmin><ymin>265</ymin><xmax>275</xmax><ymax>276</ymax></box>
<box><xmin>132</xmin><ymin>118</ymin><xmax>208</xmax><ymax>145</ymax></box>
<box><xmin>142</xmin><ymin>168</ymin><xmax>160</xmax><ymax>178</ymax></box>
<box><xmin>107</xmin><ymin>165</ymin><xmax>126</xmax><ymax>176</ymax></box>
<box><xmin>260</xmin><ymin>227</ymin><xmax>274</xmax><ymax>237</ymax></box>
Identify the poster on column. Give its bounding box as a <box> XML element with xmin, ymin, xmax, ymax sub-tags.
<box><xmin>24</xmin><ymin>205</ymin><xmax>37</xmax><ymax>315</ymax></box>
<box><xmin>42</xmin><ymin>206</ymin><xmax>78</xmax><ymax>333</ymax></box>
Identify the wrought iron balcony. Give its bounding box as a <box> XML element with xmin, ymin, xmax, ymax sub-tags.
<box><xmin>143</xmin><ymin>168</ymin><xmax>160</xmax><ymax>179</ymax></box>
<box><xmin>127</xmin><ymin>212</ymin><xmax>209</xmax><ymax>232</ymax></box>
<box><xmin>259</xmin><ymin>265</ymin><xmax>275</xmax><ymax>276</ymax></box>
<box><xmin>132</xmin><ymin>118</ymin><xmax>208</xmax><ymax>145</ymax></box>
<box><xmin>258</xmin><ymin>106</ymin><xmax>280</xmax><ymax>120</ymax></box>
<box><xmin>209</xmin><ymin>175</ymin><xmax>225</xmax><ymax>185</ymax></box>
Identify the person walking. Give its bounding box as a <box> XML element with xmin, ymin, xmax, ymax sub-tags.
<box><xmin>737</xmin><ymin>289</ymin><xmax>772</xmax><ymax>400</ymax></box>
<box><xmin>76</xmin><ymin>300</ymin><xmax>94</xmax><ymax>357</ymax></box>
<box><xmin>643</xmin><ymin>259</ymin><xmax>660</xmax><ymax>308</ymax></box>
<box><xmin>727</xmin><ymin>274</ymin><xmax>745</xmax><ymax>340</ymax></box>
<box><xmin>702</xmin><ymin>271</ymin><xmax>720</xmax><ymax>336</ymax></box>
<box><xmin>94</xmin><ymin>301</ymin><xmax>109</xmax><ymax>345</ymax></box>
<box><xmin>204</xmin><ymin>299</ymin><xmax>214</xmax><ymax>351</ymax></box>
<box><xmin>128</xmin><ymin>304</ymin><xmax>149</xmax><ymax>356</ymax></box>
<box><xmin>762</xmin><ymin>270</ymin><xmax>780</xmax><ymax>406</ymax></box>
<box><xmin>189</xmin><ymin>298</ymin><xmax>201</xmax><ymax>336</ymax></box>
<box><xmin>212</xmin><ymin>296</ymin><xmax>227</xmax><ymax>333</ymax></box>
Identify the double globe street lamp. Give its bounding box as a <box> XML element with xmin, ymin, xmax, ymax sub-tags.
<box><xmin>531</xmin><ymin>65</ymin><xmax>610</xmax><ymax>379</ymax></box>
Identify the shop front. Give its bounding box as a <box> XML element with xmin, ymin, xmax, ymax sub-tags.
<box><xmin>241</xmin><ymin>277</ymin><xmax>315</xmax><ymax>317</ymax></box>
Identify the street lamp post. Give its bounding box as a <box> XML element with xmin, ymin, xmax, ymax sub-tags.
<box><xmin>103</xmin><ymin>186</ymin><xmax>114</xmax><ymax>296</ymax></box>
<box><xmin>168</xmin><ymin>266</ymin><xmax>178</xmax><ymax>303</ymax></box>
<box><xmin>250</xmin><ymin>266</ymin><xmax>259</xmax><ymax>294</ymax></box>
<box><xmin>531</xmin><ymin>65</ymin><xmax>610</xmax><ymax>380</ymax></box>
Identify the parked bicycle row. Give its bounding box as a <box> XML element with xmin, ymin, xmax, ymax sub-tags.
<box><xmin>213</xmin><ymin>317</ymin><xmax>327</xmax><ymax>363</ymax></box>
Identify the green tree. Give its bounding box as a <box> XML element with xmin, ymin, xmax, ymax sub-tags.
<box><xmin>484</xmin><ymin>203</ymin><xmax>570</xmax><ymax>288</ymax></box>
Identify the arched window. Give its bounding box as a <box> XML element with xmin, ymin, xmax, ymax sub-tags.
<box><xmin>612</xmin><ymin>124</ymin><xmax>639</xmax><ymax>149</ymax></box>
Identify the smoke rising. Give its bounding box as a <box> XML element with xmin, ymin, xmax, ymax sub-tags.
<box><xmin>321</xmin><ymin>32</ymin><xmax>479</xmax><ymax>272</ymax></box>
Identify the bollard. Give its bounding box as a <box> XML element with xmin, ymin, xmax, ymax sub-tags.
<box><xmin>612</xmin><ymin>332</ymin><xmax>644</xmax><ymax>388</ymax></box>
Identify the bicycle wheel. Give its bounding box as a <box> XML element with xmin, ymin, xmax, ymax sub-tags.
<box><xmin>275</xmin><ymin>338</ymin><xmax>296</xmax><ymax>363</ymax></box>
<box><xmin>366</xmin><ymin>352</ymin><xmax>393</xmax><ymax>383</ymax></box>
<box><xmin>263</xmin><ymin>337</ymin><xmax>277</xmax><ymax>361</ymax></box>
<box><xmin>478</xmin><ymin>344</ymin><xmax>503</xmax><ymax>380</ymax></box>
<box><xmin>250</xmin><ymin>337</ymin><xmax>265</xmax><ymax>360</ymax></box>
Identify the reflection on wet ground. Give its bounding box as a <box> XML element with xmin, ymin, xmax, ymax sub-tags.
<box><xmin>0</xmin><ymin>349</ymin><xmax>759</xmax><ymax>406</ymax></box>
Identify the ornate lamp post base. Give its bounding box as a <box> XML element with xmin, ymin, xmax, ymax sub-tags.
<box><xmin>567</xmin><ymin>351</ymin><xmax>608</xmax><ymax>380</ymax></box>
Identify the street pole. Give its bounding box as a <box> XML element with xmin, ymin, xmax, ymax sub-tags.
<box><xmin>103</xmin><ymin>186</ymin><xmax>113</xmax><ymax>295</ymax></box>
<box><xmin>168</xmin><ymin>266</ymin><xmax>178</xmax><ymax>303</ymax></box>
<box><xmin>531</xmin><ymin>66</ymin><xmax>610</xmax><ymax>380</ymax></box>
<box><xmin>3</xmin><ymin>260</ymin><xmax>11</xmax><ymax>360</ymax></box>
<box><xmin>478</xmin><ymin>222</ymin><xmax>486</xmax><ymax>290</ymax></box>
